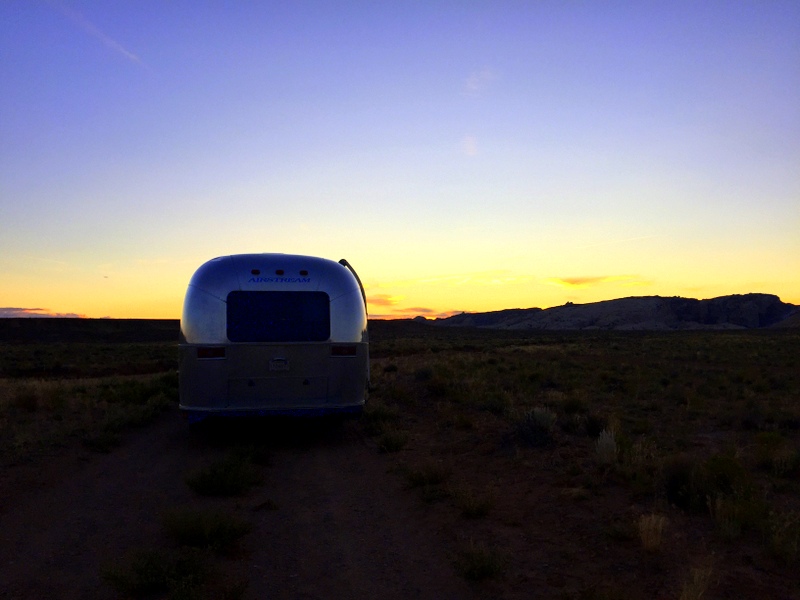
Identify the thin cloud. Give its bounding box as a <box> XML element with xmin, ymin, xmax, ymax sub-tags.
<box><xmin>402</xmin><ymin>307</ymin><xmax>437</xmax><ymax>314</ymax></box>
<box><xmin>462</xmin><ymin>135</ymin><xmax>478</xmax><ymax>156</ymax></box>
<box><xmin>0</xmin><ymin>307</ymin><xmax>86</xmax><ymax>318</ymax></box>
<box><xmin>464</xmin><ymin>67</ymin><xmax>494</xmax><ymax>96</ymax></box>
<box><xmin>22</xmin><ymin>255</ymin><xmax>70</xmax><ymax>266</ymax></box>
<box><xmin>577</xmin><ymin>236</ymin><xmax>657</xmax><ymax>249</ymax></box>
<box><xmin>50</xmin><ymin>0</ymin><xmax>144</xmax><ymax>65</ymax></box>
<box><xmin>376</xmin><ymin>270</ymin><xmax>532</xmax><ymax>289</ymax></box>
<box><xmin>367</xmin><ymin>294</ymin><xmax>402</xmax><ymax>307</ymax></box>
<box><xmin>544</xmin><ymin>275</ymin><xmax>650</xmax><ymax>289</ymax></box>
<box><xmin>418</xmin><ymin>272</ymin><xmax>532</xmax><ymax>287</ymax></box>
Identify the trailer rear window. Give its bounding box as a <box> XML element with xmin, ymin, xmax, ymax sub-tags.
<box><xmin>226</xmin><ymin>291</ymin><xmax>330</xmax><ymax>342</ymax></box>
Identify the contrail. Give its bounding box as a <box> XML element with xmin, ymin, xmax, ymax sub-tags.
<box><xmin>577</xmin><ymin>235</ymin><xmax>657</xmax><ymax>250</ymax></box>
<box><xmin>50</xmin><ymin>0</ymin><xmax>143</xmax><ymax>65</ymax></box>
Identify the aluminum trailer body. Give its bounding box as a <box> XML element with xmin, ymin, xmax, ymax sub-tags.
<box><xmin>179</xmin><ymin>254</ymin><xmax>368</xmax><ymax>421</ymax></box>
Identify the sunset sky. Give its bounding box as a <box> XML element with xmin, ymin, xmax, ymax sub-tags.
<box><xmin>1</xmin><ymin>1</ymin><xmax>798</xmax><ymax>319</ymax></box>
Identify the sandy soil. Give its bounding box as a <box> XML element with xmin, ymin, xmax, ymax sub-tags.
<box><xmin>0</xmin><ymin>411</ymin><xmax>475</xmax><ymax>600</ymax></box>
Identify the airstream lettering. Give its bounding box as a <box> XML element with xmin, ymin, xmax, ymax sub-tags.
<box><xmin>179</xmin><ymin>254</ymin><xmax>369</xmax><ymax>421</ymax></box>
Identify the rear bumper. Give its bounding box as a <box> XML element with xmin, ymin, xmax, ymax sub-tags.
<box><xmin>180</xmin><ymin>404</ymin><xmax>363</xmax><ymax>424</ymax></box>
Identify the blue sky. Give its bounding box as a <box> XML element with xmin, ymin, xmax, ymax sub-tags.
<box><xmin>1</xmin><ymin>1</ymin><xmax>798</xmax><ymax>318</ymax></box>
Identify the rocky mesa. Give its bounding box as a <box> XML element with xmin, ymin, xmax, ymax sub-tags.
<box><xmin>435</xmin><ymin>293</ymin><xmax>799</xmax><ymax>331</ymax></box>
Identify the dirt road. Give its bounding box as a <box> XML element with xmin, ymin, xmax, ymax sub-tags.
<box><xmin>0</xmin><ymin>411</ymin><xmax>476</xmax><ymax>599</ymax></box>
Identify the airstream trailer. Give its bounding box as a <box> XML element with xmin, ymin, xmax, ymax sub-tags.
<box><xmin>179</xmin><ymin>254</ymin><xmax>369</xmax><ymax>421</ymax></box>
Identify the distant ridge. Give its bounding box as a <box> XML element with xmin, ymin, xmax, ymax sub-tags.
<box><xmin>435</xmin><ymin>294</ymin><xmax>799</xmax><ymax>331</ymax></box>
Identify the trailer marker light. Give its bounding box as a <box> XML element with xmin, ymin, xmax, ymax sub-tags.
<box><xmin>275</xmin><ymin>269</ymin><xmax>284</xmax><ymax>275</ymax></box>
<box><xmin>331</xmin><ymin>345</ymin><xmax>357</xmax><ymax>356</ymax></box>
<box><xmin>197</xmin><ymin>347</ymin><xmax>226</xmax><ymax>359</ymax></box>
<box><xmin>251</xmin><ymin>269</ymin><xmax>260</xmax><ymax>275</ymax></box>
<box><xmin>300</xmin><ymin>270</ymin><xmax>308</xmax><ymax>276</ymax></box>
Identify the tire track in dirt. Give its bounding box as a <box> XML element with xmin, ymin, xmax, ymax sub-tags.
<box><xmin>242</xmin><ymin>423</ymin><xmax>475</xmax><ymax>600</ymax></box>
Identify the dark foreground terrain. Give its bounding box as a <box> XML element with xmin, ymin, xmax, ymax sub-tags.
<box><xmin>1</xmin><ymin>319</ymin><xmax>799</xmax><ymax>599</ymax></box>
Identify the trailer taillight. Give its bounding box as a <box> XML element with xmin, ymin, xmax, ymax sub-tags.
<box><xmin>197</xmin><ymin>347</ymin><xmax>226</xmax><ymax>359</ymax></box>
<box><xmin>331</xmin><ymin>345</ymin><xmax>357</xmax><ymax>357</ymax></box>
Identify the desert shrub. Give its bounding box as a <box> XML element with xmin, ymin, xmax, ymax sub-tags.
<box><xmin>455</xmin><ymin>540</ymin><xmax>506</xmax><ymax>581</ymax></box>
<box><xmin>425</xmin><ymin>375</ymin><xmax>451</xmax><ymax>398</ymax></box>
<box><xmin>638</xmin><ymin>513</ymin><xmax>666</xmax><ymax>551</ymax></box>
<box><xmin>575</xmin><ymin>583</ymin><xmax>629</xmax><ymax>600</ymax></box>
<box><xmin>475</xmin><ymin>390</ymin><xmax>512</xmax><ymax>415</ymax></box>
<box><xmin>755</xmin><ymin>432</ymin><xmax>799</xmax><ymax>477</ymax></box>
<box><xmin>624</xmin><ymin>438</ymin><xmax>659</xmax><ymax>473</ymax></box>
<box><xmin>678</xmin><ymin>565</ymin><xmax>713</xmax><ymax>600</ymax></box>
<box><xmin>103</xmin><ymin>392</ymin><xmax>171</xmax><ymax>431</ymax></box>
<box><xmin>664</xmin><ymin>452</ymin><xmax>766</xmax><ymax>533</ymax></box>
<box><xmin>185</xmin><ymin>454</ymin><xmax>262</xmax><ymax>497</ymax></box>
<box><xmin>10</xmin><ymin>384</ymin><xmax>40</xmax><ymax>413</ymax></box>
<box><xmin>561</xmin><ymin>393</ymin><xmax>588</xmax><ymax>415</ymax></box>
<box><xmin>402</xmin><ymin>462</ymin><xmax>450</xmax><ymax>502</ymax></box>
<box><xmin>404</xmin><ymin>463</ymin><xmax>450</xmax><ymax>488</ymax></box>
<box><xmin>595</xmin><ymin>429</ymin><xmax>618</xmax><ymax>466</ymax></box>
<box><xmin>103</xmin><ymin>547</ymin><xmax>208</xmax><ymax>598</ymax></box>
<box><xmin>699</xmin><ymin>453</ymin><xmax>753</xmax><ymax>499</ymax></box>
<box><xmin>513</xmin><ymin>406</ymin><xmax>557</xmax><ymax>447</ymax></box>
<box><xmin>82</xmin><ymin>430</ymin><xmax>122</xmax><ymax>453</ymax></box>
<box><xmin>604</xmin><ymin>519</ymin><xmax>637</xmax><ymax>542</ymax></box>
<box><xmin>559</xmin><ymin>413</ymin><xmax>585</xmax><ymax>435</ymax></box>
<box><xmin>230</xmin><ymin>443</ymin><xmax>272</xmax><ymax>467</ymax></box>
<box><xmin>768</xmin><ymin>510</ymin><xmax>800</xmax><ymax>565</ymax></box>
<box><xmin>619</xmin><ymin>438</ymin><xmax>661</xmax><ymax>497</ymax></box>
<box><xmin>707</xmin><ymin>491</ymin><xmax>766</xmax><ymax>540</ymax></box>
<box><xmin>1</xmin><ymin>380</ymin><xmax>70</xmax><ymax>415</ymax></box>
<box><xmin>663</xmin><ymin>454</ymin><xmax>696</xmax><ymax>510</ymax></box>
<box><xmin>377</xmin><ymin>428</ymin><xmax>407</xmax><ymax>453</ymax></box>
<box><xmin>585</xmin><ymin>413</ymin><xmax>608</xmax><ymax>438</ymax></box>
<box><xmin>627</xmin><ymin>418</ymin><xmax>654</xmax><ymax>435</ymax></box>
<box><xmin>81</xmin><ymin>390</ymin><xmax>171</xmax><ymax>453</ymax></box>
<box><xmin>360</xmin><ymin>401</ymin><xmax>399</xmax><ymax>436</ymax></box>
<box><xmin>739</xmin><ymin>399</ymin><xmax>779</xmax><ymax>432</ymax></box>
<box><xmin>770</xmin><ymin>448</ymin><xmax>800</xmax><ymax>478</ymax></box>
<box><xmin>163</xmin><ymin>508</ymin><xmax>252</xmax><ymax>555</ymax></box>
<box><xmin>413</xmin><ymin>367</ymin><xmax>434</xmax><ymax>382</ymax></box>
<box><xmin>450</xmin><ymin>485</ymin><xmax>493</xmax><ymax>518</ymax></box>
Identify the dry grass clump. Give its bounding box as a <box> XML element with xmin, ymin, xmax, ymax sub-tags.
<box><xmin>360</xmin><ymin>400</ymin><xmax>399</xmax><ymax>436</ymax></box>
<box><xmin>678</xmin><ymin>565</ymin><xmax>713</xmax><ymax>600</ymax></box>
<box><xmin>403</xmin><ymin>462</ymin><xmax>450</xmax><ymax>488</ymax></box>
<box><xmin>449</xmin><ymin>484</ymin><xmax>494</xmax><ymax>519</ymax></box>
<box><xmin>514</xmin><ymin>406</ymin><xmax>557</xmax><ymax>447</ymax></box>
<box><xmin>768</xmin><ymin>510</ymin><xmax>800</xmax><ymax>565</ymax></box>
<box><xmin>638</xmin><ymin>513</ymin><xmax>666</xmax><ymax>551</ymax></box>
<box><xmin>454</xmin><ymin>540</ymin><xmax>506</xmax><ymax>581</ymax></box>
<box><xmin>162</xmin><ymin>508</ymin><xmax>252</xmax><ymax>555</ymax></box>
<box><xmin>595</xmin><ymin>428</ymin><xmax>618</xmax><ymax>466</ymax></box>
<box><xmin>103</xmin><ymin>547</ymin><xmax>209</xmax><ymax>598</ymax></box>
<box><xmin>185</xmin><ymin>453</ymin><xmax>262</xmax><ymax>497</ymax></box>
<box><xmin>102</xmin><ymin>547</ymin><xmax>247</xmax><ymax>600</ymax></box>
<box><xmin>755</xmin><ymin>432</ymin><xmax>800</xmax><ymax>478</ymax></box>
<box><xmin>377</xmin><ymin>427</ymin><xmax>408</xmax><ymax>453</ymax></box>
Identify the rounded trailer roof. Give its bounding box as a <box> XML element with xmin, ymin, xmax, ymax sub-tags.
<box><xmin>180</xmin><ymin>253</ymin><xmax>367</xmax><ymax>344</ymax></box>
<box><xmin>187</xmin><ymin>254</ymin><xmax>360</xmax><ymax>301</ymax></box>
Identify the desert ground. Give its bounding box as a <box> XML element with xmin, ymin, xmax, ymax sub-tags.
<box><xmin>1</xmin><ymin>319</ymin><xmax>799</xmax><ymax>599</ymax></box>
